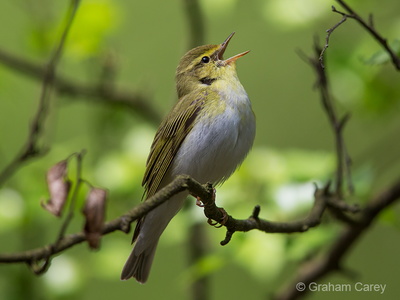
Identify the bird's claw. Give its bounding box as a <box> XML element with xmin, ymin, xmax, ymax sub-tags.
<box><xmin>195</xmin><ymin>188</ymin><xmax>227</xmax><ymax>227</ymax></box>
<box><xmin>207</xmin><ymin>207</ymin><xmax>228</xmax><ymax>228</ymax></box>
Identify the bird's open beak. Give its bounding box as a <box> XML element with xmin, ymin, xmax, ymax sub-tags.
<box><xmin>217</xmin><ymin>32</ymin><xmax>250</xmax><ymax>65</ymax></box>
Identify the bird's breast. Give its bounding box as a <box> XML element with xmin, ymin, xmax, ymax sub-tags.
<box><xmin>171</xmin><ymin>85</ymin><xmax>255</xmax><ymax>185</ymax></box>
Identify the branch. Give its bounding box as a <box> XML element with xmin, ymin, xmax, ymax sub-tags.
<box><xmin>0</xmin><ymin>175</ymin><xmax>194</xmax><ymax>265</ymax></box>
<box><xmin>333</xmin><ymin>0</ymin><xmax>400</xmax><ymax>70</ymax></box>
<box><xmin>274</xmin><ymin>178</ymin><xmax>400</xmax><ymax>300</ymax></box>
<box><xmin>0</xmin><ymin>0</ymin><xmax>81</xmax><ymax>187</ymax></box>
<box><xmin>212</xmin><ymin>182</ymin><xmax>336</xmax><ymax>246</ymax></box>
<box><xmin>273</xmin><ymin>2</ymin><xmax>400</xmax><ymax>298</ymax></box>
<box><xmin>0</xmin><ymin>49</ymin><xmax>162</xmax><ymax>124</ymax></box>
<box><xmin>0</xmin><ymin>175</ymin><xmax>358</xmax><ymax>267</ymax></box>
<box><xmin>316</xmin><ymin>0</ymin><xmax>400</xmax><ymax>196</ymax></box>
<box><xmin>305</xmin><ymin>41</ymin><xmax>353</xmax><ymax>198</ymax></box>
<box><xmin>32</xmin><ymin>151</ymin><xmax>86</xmax><ymax>274</ymax></box>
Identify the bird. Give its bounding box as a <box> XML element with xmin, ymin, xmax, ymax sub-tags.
<box><xmin>121</xmin><ymin>32</ymin><xmax>256</xmax><ymax>283</ymax></box>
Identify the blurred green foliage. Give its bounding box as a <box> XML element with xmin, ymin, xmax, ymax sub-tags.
<box><xmin>0</xmin><ymin>0</ymin><xmax>400</xmax><ymax>299</ymax></box>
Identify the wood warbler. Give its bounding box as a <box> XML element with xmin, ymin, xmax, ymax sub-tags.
<box><xmin>121</xmin><ymin>32</ymin><xmax>256</xmax><ymax>283</ymax></box>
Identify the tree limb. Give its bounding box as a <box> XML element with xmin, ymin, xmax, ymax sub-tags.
<box><xmin>0</xmin><ymin>175</ymin><xmax>359</xmax><ymax>267</ymax></box>
<box><xmin>274</xmin><ymin>178</ymin><xmax>400</xmax><ymax>300</ymax></box>
<box><xmin>0</xmin><ymin>48</ymin><xmax>162</xmax><ymax>124</ymax></box>
<box><xmin>0</xmin><ymin>175</ymin><xmax>194</xmax><ymax>265</ymax></box>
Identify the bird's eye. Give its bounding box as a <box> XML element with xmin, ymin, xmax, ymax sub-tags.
<box><xmin>201</xmin><ymin>56</ymin><xmax>210</xmax><ymax>63</ymax></box>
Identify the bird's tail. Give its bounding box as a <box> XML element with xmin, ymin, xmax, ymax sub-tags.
<box><xmin>120</xmin><ymin>239</ymin><xmax>158</xmax><ymax>283</ymax></box>
<box><xmin>121</xmin><ymin>190</ymin><xmax>188</xmax><ymax>283</ymax></box>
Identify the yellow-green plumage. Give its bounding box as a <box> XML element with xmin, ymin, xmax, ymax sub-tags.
<box><xmin>121</xmin><ymin>33</ymin><xmax>255</xmax><ymax>283</ymax></box>
<box><xmin>142</xmin><ymin>88</ymin><xmax>226</xmax><ymax>198</ymax></box>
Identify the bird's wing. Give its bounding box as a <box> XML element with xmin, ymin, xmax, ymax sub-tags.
<box><xmin>142</xmin><ymin>90</ymin><xmax>208</xmax><ymax>198</ymax></box>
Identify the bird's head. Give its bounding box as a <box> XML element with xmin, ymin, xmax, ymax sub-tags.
<box><xmin>176</xmin><ymin>32</ymin><xmax>249</xmax><ymax>98</ymax></box>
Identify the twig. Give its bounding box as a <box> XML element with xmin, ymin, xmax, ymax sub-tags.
<box><xmin>319</xmin><ymin>7</ymin><xmax>347</xmax><ymax>68</ymax></box>
<box><xmin>309</xmin><ymin>42</ymin><xmax>352</xmax><ymax>197</ymax></box>
<box><xmin>334</xmin><ymin>0</ymin><xmax>400</xmax><ymax>70</ymax></box>
<box><xmin>216</xmin><ymin>182</ymin><xmax>334</xmax><ymax>246</ymax></box>
<box><xmin>0</xmin><ymin>0</ymin><xmax>81</xmax><ymax>187</ymax></box>
<box><xmin>31</xmin><ymin>150</ymin><xmax>86</xmax><ymax>274</ymax></box>
<box><xmin>317</xmin><ymin>0</ymin><xmax>400</xmax><ymax>196</ymax></box>
<box><xmin>55</xmin><ymin>151</ymin><xmax>85</xmax><ymax>242</ymax></box>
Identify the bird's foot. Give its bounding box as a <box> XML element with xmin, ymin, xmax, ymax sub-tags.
<box><xmin>207</xmin><ymin>207</ymin><xmax>228</xmax><ymax>228</ymax></box>
<box><xmin>194</xmin><ymin>188</ymin><xmax>227</xmax><ymax>227</ymax></box>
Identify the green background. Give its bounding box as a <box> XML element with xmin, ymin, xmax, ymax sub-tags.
<box><xmin>0</xmin><ymin>0</ymin><xmax>399</xmax><ymax>299</ymax></box>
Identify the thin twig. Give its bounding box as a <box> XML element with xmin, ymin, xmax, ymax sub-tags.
<box><xmin>334</xmin><ymin>0</ymin><xmax>400</xmax><ymax>70</ymax></box>
<box><xmin>319</xmin><ymin>6</ymin><xmax>347</xmax><ymax>68</ymax></box>
<box><xmin>311</xmin><ymin>42</ymin><xmax>352</xmax><ymax>197</ymax></box>
<box><xmin>0</xmin><ymin>0</ymin><xmax>81</xmax><ymax>187</ymax></box>
<box><xmin>55</xmin><ymin>150</ymin><xmax>85</xmax><ymax>243</ymax></box>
